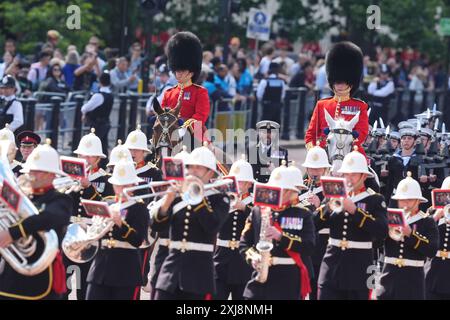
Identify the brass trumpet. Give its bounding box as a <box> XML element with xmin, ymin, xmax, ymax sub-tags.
<box><xmin>123</xmin><ymin>176</ymin><xmax>234</xmax><ymax>206</ymax></box>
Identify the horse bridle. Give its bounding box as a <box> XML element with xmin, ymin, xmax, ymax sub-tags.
<box><xmin>328</xmin><ymin>128</ymin><xmax>353</xmax><ymax>162</ymax></box>
<box><xmin>154</xmin><ymin>112</ymin><xmax>179</xmax><ymax>150</ymax></box>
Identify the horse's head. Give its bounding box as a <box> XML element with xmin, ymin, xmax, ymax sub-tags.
<box><xmin>324</xmin><ymin>109</ymin><xmax>360</xmax><ymax>174</ymax></box>
<box><xmin>151</xmin><ymin>97</ymin><xmax>183</xmax><ymax>162</ymax></box>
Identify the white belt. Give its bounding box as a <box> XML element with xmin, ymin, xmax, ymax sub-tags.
<box><xmin>158</xmin><ymin>238</ymin><xmax>170</xmax><ymax>247</ymax></box>
<box><xmin>271</xmin><ymin>257</ymin><xmax>296</xmax><ymax>265</ymax></box>
<box><xmin>319</xmin><ymin>228</ymin><xmax>330</xmax><ymax>235</ymax></box>
<box><xmin>100</xmin><ymin>239</ymin><xmax>138</xmax><ymax>250</ymax></box>
<box><xmin>436</xmin><ymin>250</ymin><xmax>450</xmax><ymax>260</ymax></box>
<box><xmin>70</xmin><ymin>216</ymin><xmax>92</xmax><ymax>224</ymax></box>
<box><xmin>216</xmin><ymin>239</ymin><xmax>240</xmax><ymax>249</ymax></box>
<box><xmin>329</xmin><ymin>238</ymin><xmax>372</xmax><ymax>250</ymax></box>
<box><xmin>384</xmin><ymin>257</ymin><xmax>424</xmax><ymax>268</ymax></box>
<box><xmin>169</xmin><ymin>241</ymin><xmax>214</xmax><ymax>253</ymax></box>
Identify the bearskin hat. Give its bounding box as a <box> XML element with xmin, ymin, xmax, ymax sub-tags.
<box><xmin>167</xmin><ymin>31</ymin><xmax>203</xmax><ymax>83</ymax></box>
<box><xmin>326</xmin><ymin>41</ymin><xmax>363</xmax><ymax>96</ymax></box>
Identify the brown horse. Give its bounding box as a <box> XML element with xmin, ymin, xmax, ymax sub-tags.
<box><xmin>151</xmin><ymin>98</ymin><xmax>183</xmax><ymax>167</ymax></box>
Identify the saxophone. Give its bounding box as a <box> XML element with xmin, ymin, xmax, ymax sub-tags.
<box><xmin>254</xmin><ymin>207</ymin><xmax>274</xmax><ymax>283</ymax></box>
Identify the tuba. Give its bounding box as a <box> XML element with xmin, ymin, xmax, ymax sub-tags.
<box><xmin>0</xmin><ymin>141</ymin><xmax>58</xmax><ymax>276</ymax></box>
<box><xmin>62</xmin><ymin>207</ymin><xmax>116</xmax><ymax>264</ymax></box>
<box><xmin>253</xmin><ymin>207</ymin><xmax>274</xmax><ymax>283</ymax></box>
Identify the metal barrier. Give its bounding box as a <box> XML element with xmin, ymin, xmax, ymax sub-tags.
<box><xmin>17</xmin><ymin>87</ymin><xmax>450</xmax><ymax>155</ymax></box>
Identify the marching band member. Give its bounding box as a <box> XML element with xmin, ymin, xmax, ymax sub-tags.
<box><xmin>0</xmin><ymin>140</ymin><xmax>73</xmax><ymax>300</ymax></box>
<box><xmin>240</xmin><ymin>163</ymin><xmax>315</xmax><ymax>300</ymax></box>
<box><xmin>159</xmin><ymin>31</ymin><xmax>210</xmax><ymax>142</ymax></box>
<box><xmin>425</xmin><ymin>176</ymin><xmax>450</xmax><ymax>299</ymax></box>
<box><xmin>383</xmin><ymin>127</ymin><xmax>424</xmax><ymax>206</ymax></box>
<box><xmin>149</xmin><ymin>143</ymin><xmax>230</xmax><ymax>300</ymax></box>
<box><xmin>106</xmin><ymin>139</ymin><xmax>133</xmax><ymax>172</ymax></box>
<box><xmin>124</xmin><ymin>125</ymin><xmax>162</xmax><ymax>186</ymax></box>
<box><xmin>0</xmin><ymin>123</ymin><xmax>21</xmax><ymax>177</ymax></box>
<box><xmin>214</xmin><ymin>155</ymin><xmax>255</xmax><ymax>300</ymax></box>
<box><xmin>305</xmin><ymin>42</ymin><xmax>369</xmax><ymax>158</ymax></box>
<box><xmin>300</xmin><ymin>144</ymin><xmax>332</xmax><ymax>300</ymax></box>
<box><xmin>315</xmin><ymin>148</ymin><xmax>389</xmax><ymax>300</ymax></box>
<box><xmin>425</xmin><ymin>177</ymin><xmax>450</xmax><ymax>300</ymax></box>
<box><xmin>86</xmin><ymin>159</ymin><xmax>149</xmax><ymax>300</ymax></box>
<box><xmin>66</xmin><ymin>128</ymin><xmax>114</xmax><ymax>300</ymax></box>
<box><xmin>17</xmin><ymin>130</ymin><xmax>41</xmax><ymax>162</ymax></box>
<box><xmin>377</xmin><ymin>173</ymin><xmax>439</xmax><ymax>300</ymax></box>
<box><xmin>146</xmin><ymin>147</ymin><xmax>190</xmax><ymax>299</ymax></box>
<box><xmin>248</xmin><ymin>120</ymin><xmax>288</xmax><ymax>183</ymax></box>
<box><xmin>124</xmin><ymin>125</ymin><xmax>162</xmax><ymax>298</ymax></box>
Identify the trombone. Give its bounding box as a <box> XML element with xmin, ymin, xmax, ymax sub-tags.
<box><xmin>123</xmin><ymin>176</ymin><xmax>235</xmax><ymax>206</ymax></box>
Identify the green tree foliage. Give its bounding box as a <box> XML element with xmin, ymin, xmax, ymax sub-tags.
<box><xmin>0</xmin><ymin>0</ymin><xmax>102</xmax><ymax>55</ymax></box>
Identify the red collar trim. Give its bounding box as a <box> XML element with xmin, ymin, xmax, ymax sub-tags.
<box><xmin>32</xmin><ymin>185</ymin><xmax>54</xmax><ymax>195</ymax></box>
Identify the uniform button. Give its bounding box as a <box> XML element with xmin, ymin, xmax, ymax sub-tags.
<box><xmin>184</xmin><ymin>225</ymin><xmax>189</xmax><ymax>230</ymax></box>
<box><xmin>399</xmin><ymin>249</ymin><xmax>403</xmax><ymax>253</ymax></box>
<box><xmin>233</xmin><ymin>221</ymin><xmax>237</xmax><ymax>225</ymax></box>
<box><xmin>232</xmin><ymin>238</ymin><xmax>236</xmax><ymax>241</ymax></box>
<box><xmin>342</xmin><ymin>231</ymin><xmax>347</xmax><ymax>236</ymax></box>
<box><xmin>80</xmin><ymin>191</ymin><xmax>84</xmax><ymax>195</ymax></box>
<box><xmin>400</xmin><ymin>243</ymin><xmax>404</xmax><ymax>248</ymax></box>
<box><xmin>446</xmin><ymin>233</ymin><xmax>449</xmax><ymax>237</ymax></box>
<box><xmin>233</xmin><ymin>216</ymin><xmax>238</xmax><ymax>220</ymax></box>
<box><xmin>344</xmin><ymin>219</ymin><xmax>348</xmax><ymax>223</ymax></box>
<box><xmin>78</xmin><ymin>208</ymin><xmax>82</xmax><ymax>212</ymax></box>
<box><xmin>343</xmin><ymin>225</ymin><xmax>347</xmax><ymax>229</ymax></box>
<box><xmin>233</xmin><ymin>227</ymin><xmax>237</xmax><ymax>231</ymax></box>
<box><xmin>342</xmin><ymin>237</ymin><xmax>347</xmax><ymax>241</ymax></box>
<box><xmin>186</xmin><ymin>212</ymin><xmax>190</xmax><ymax>217</ymax></box>
<box><xmin>344</xmin><ymin>213</ymin><xmax>349</xmax><ymax>217</ymax></box>
<box><xmin>184</xmin><ymin>219</ymin><xmax>189</xmax><ymax>224</ymax></box>
<box><xmin>109</xmin><ymin>232</ymin><xmax>113</xmax><ymax>237</ymax></box>
<box><xmin>399</xmin><ymin>255</ymin><xmax>403</xmax><ymax>259</ymax></box>
<box><xmin>183</xmin><ymin>232</ymin><xmax>188</xmax><ymax>236</ymax></box>
<box><xmin>444</xmin><ymin>244</ymin><xmax>448</xmax><ymax>248</ymax></box>
<box><xmin>182</xmin><ymin>238</ymin><xmax>187</xmax><ymax>242</ymax></box>
<box><xmin>187</xmin><ymin>205</ymin><xmax>192</xmax><ymax>210</ymax></box>
<box><xmin>445</xmin><ymin>238</ymin><xmax>448</xmax><ymax>242</ymax></box>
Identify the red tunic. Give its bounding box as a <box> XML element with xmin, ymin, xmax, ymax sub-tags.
<box><xmin>305</xmin><ymin>97</ymin><xmax>369</xmax><ymax>158</ymax></box>
<box><xmin>161</xmin><ymin>83</ymin><xmax>210</xmax><ymax>141</ymax></box>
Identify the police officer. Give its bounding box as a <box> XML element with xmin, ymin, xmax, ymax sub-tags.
<box><xmin>256</xmin><ymin>62</ymin><xmax>287</xmax><ymax>125</ymax></box>
<box><xmin>214</xmin><ymin>156</ymin><xmax>254</xmax><ymax>300</ymax></box>
<box><xmin>377</xmin><ymin>173</ymin><xmax>439</xmax><ymax>300</ymax></box>
<box><xmin>368</xmin><ymin>64</ymin><xmax>395</xmax><ymax>125</ymax></box>
<box><xmin>305</xmin><ymin>42</ymin><xmax>369</xmax><ymax>158</ymax></box>
<box><xmin>86</xmin><ymin>159</ymin><xmax>149</xmax><ymax>300</ymax></box>
<box><xmin>248</xmin><ymin>120</ymin><xmax>288</xmax><ymax>183</ymax></box>
<box><xmin>315</xmin><ymin>148</ymin><xmax>389</xmax><ymax>300</ymax></box>
<box><xmin>17</xmin><ymin>130</ymin><xmax>41</xmax><ymax>163</ymax></box>
<box><xmin>67</xmin><ymin>129</ymin><xmax>114</xmax><ymax>300</ymax></box>
<box><xmin>149</xmin><ymin>143</ymin><xmax>230</xmax><ymax>300</ymax></box>
<box><xmin>0</xmin><ymin>140</ymin><xmax>73</xmax><ymax>300</ymax></box>
<box><xmin>81</xmin><ymin>72</ymin><xmax>114</xmax><ymax>168</ymax></box>
<box><xmin>425</xmin><ymin>176</ymin><xmax>450</xmax><ymax>300</ymax></box>
<box><xmin>0</xmin><ymin>75</ymin><xmax>24</xmax><ymax>132</ymax></box>
<box><xmin>240</xmin><ymin>163</ymin><xmax>315</xmax><ymax>300</ymax></box>
<box><xmin>300</xmin><ymin>144</ymin><xmax>332</xmax><ymax>300</ymax></box>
